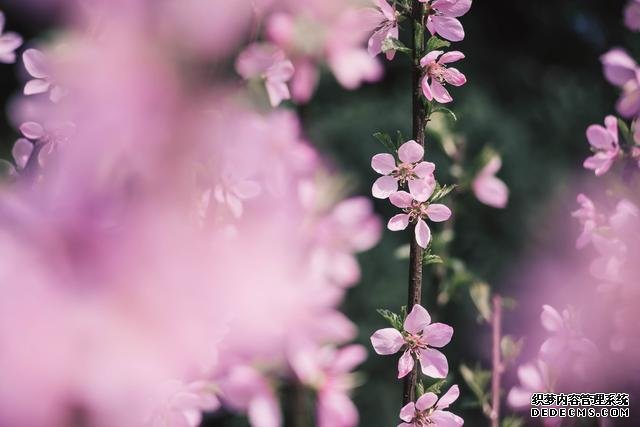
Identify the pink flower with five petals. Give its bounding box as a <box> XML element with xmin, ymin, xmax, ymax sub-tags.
<box><xmin>420</xmin><ymin>50</ymin><xmax>466</xmax><ymax>104</ymax></box>
<box><xmin>370</xmin><ymin>304</ymin><xmax>452</xmax><ymax>378</ymax></box>
<box><xmin>398</xmin><ymin>385</ymin><xmax>463</xmax><ymax>427</ymax></box>
<box><xmin>419</xmin><ymin>0</ymin><xmax>472</xmax><ymax>42</ymax></box>
<box><xmin>387</xmin><ymin>189</ymin><xmax>452</xmax><ymax>249</ymax></box>
<box><xmin>371</xmin><ymin>140</ymin><xmax>435</xmax><ymax>199</ymax></box>
<box><xmin>584</xmin><ymin>115</ymin><xmax>620</xmax><ymax>176</ymax></box>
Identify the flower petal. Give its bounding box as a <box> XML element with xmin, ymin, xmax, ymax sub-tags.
<box><xmin>415</xmin><ymin>218</ymin><xmax>431</xmax><ymax>248</ymax></box>
<box><xmin>426</xmin><ymin>204</ymin><xmax>452</xmax><ymax>222</ymax></box>
<box><xmin>403</xmin><ymin>304</ymin><xmax>431</xmax><ymax>335</ymax></box>
<box><xmin>540</xmin><ymin>305</ymin><xmax>563</xmax><ymax>332</ymax></box>
<box><xmin>19</xmin><ymin>122</ymin><xmax>45</xmax><ymax>140</ymax></box>
<box><xmin>371</xmin><ymin>153</ymin><xmax>397</xmax><ymax>174</ymax></box>
<box><xmin>413</xmin><ymin>161</ymin><xmax>435</xmax><ymax>178</ymax></box>
<box><xmin>586</xmin><ymin>124</ymin><xmax>614</xmax><ymax>150</ymax></box>
<box><xmin>398</xmin><ymin>350</ymin><xmax>415</xmax><ymax>378</ymax></box>
<box><xmin>517</xmin><ymin>363</ymin><xmax>544</xmax><ymax>392</ymax></box>
<box><xmin>423</xmin><ymin>322</ymin><xmax>453</xmax><ymax>348</ymax></box>
<box><xmin>436</xmin><ymin>385</ymin><xmax>460</xmax><ymax>409</ymax></box>
<box><xmin>439</xmin><ymin>50</ymin><xmax>465</xmax><ymax>64</ymax></box>
<box><xmin>399</xmin><ymin>402</ymin><xmax>416</xmax><ymax>422</ymax></box>
<box><xmin>416</xmin><ymin>392</ymin><xmax>438</xmax><ymax>411</ymax></box>
<box><xmin>372</xmin><ymin>175</ymin><xmax>398</xmax><ymax>199</ymax></box>
<box><xmin>398</xmin><ymin>140</ymin><xmax>424</xmax><ymax>163</ymax></box>
<box><xmin>389</xmin><ymin>191</ymin><xmax>413</xmax><ymax>208</ymax></box>
<box><xmin>431</xmin><ymin>80</ymin><xmax>453</xmax><ymax>103</ymax></box>
<box><xmin>408</xmin><ymin>178</ymin><xmax>435</xmax><ymax>203</ymax></box>
<box><xmin>388</xmin><ymin>214</ymin><xmax>410</xmax><ymax>231</ymax></box>
<box><xmin>23</xmin><ymin>48</ymin><xmax>50</xmax><ymax>79</ymax></box>
<box><xmin>418</xmin><ymin>348</ymin><xmax>448</xmax><ymax>378</ymax></box>
<box><xmin>431</xmin><ymin>16</ymin><xmax>465</xmax><ymax>42</ymax></box>
<box><xmin>370</xmin><ymin>328</ymin><xmax>404</xmax><ymax>355</ymax></box>
<box><xmin>24</xmin><ymin>79</ymin><xmax>50</xmax><ymax>96</ymax></box>
<box><xmin>429</xmin><ymin>410</ymin><xmax>464</xmax><ymax>427</ymax></box>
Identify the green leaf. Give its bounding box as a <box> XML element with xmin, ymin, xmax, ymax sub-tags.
<box><xmin>395</xmin><ymin>130</ymin><xmax>405</xmax><ymax>149</ymax></box>
<box><xmin>501</xmin><ymin>335</ymin><xmax>524</xmax><ymax>366</ymax></box>
<box><xmin>416</xmin><ymin>381</ymin><xmax>425</xmax><ymax>397</ymax></box>
<box><xmin>373</xmin><ymin>132</ymin><xmax>396</xmax><ymax>155</ymax></box>
<box><xmin>430</xmin><ymin>183</ymin><xmax>457</xmax><ymax>203</ymax></box>
<box><xmin>618</xmin><ymin>118</ymin><xmax>633</xmax><ymax>146</ymax></box>
<box><xmin>376</xmin><ymin>308</ymin><xmax>403</xmax><ymax>330</ymax></box>
<box><xmin>501</xmin><ymin>416</ymin><xmax>524</xmax><ymax>427</ymax></box>
<box><xmin>459</xmin><ymin>364</ymin><xmax>491</xmax><ymax>403</ymax></box>
<box><xmin>423</xmin><ymin>253</ymin><xmax>444</xmax><ymax>265</ymax></box>
<box><xmin>426</xmin><ymin>36</ymin><xmax>450</xmax><ymax>52</ymax></box>
<box><xmin>382</xmin><ymin>37</ymin><xmax>412</xmax><ymax>55</ymax></box>
<box><xmin>470</xmin><ymin>282</ymin><xmax>492</xmax><ymax>323</ymax></box>
<box><xmin>432</xmin><ymin>106</ymin><xmax>457</xmax><ymax>121</ymax></box>
<box><xmin>425</xmin><ymin>379</ymin><xmax>447</xmax><ymax>394</ymax></box>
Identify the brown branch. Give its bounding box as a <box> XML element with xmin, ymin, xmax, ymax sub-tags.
<box><xmin>402</xmin><ymin>0</ymin><xmax>427</xmax><ymax>407</ymax></box>
<box><xmin>490</xmin><ymin>295</ymin><xmax>503</xmax><ymax>427</ymax></box>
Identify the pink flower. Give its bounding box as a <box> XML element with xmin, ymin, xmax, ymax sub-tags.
<box><xmin>387</xmin><ymin>189</ymin><xmax>452</xmax><ymax>249</ymax></box>
<box><xmin>420</xmin><ymin>50</ymin><xmax>466</xmax><ymax>104</ymax></box>
<box><xmin>235</xmin><ymin>43</ymin><xmax>295</xmax><ymax>107</ymax></box>
<box><xmin>365</xmin><ymin>0</ymin><xmax>399</xmax><ymax>60</ymax></box>
<box><xmin>0</xmin><ymin>11</ymin><xmax>22</xmax><ymax>64</ymax></box>
<box><xmin>584</xmin><ymin>115</ymin><xmax>620</xmax><ymax>176</ymax></box>
<box><xmin>23</xmin><ymin>49</ymin><xmax>66</xmax><ymax>103</ymax></box>
<box><xmin>398</xmin><ymin>385</ymin><xmax>463</xmax><ymax>427</ymax></box>
<box><xmin>290</xmin><ymin>343</ymin><xmax>367</xmax><ymax>427</ymax></box>
<box><xmin>420</xmin><ymin>0</ymin><xmax>472</xmax><ymax>42</ymax></box>
<box><xmin>370</xmin><ymin>304</ymin><xmax>452</xmax><ymax>378</ymax></box>
<box><xmin>572</xmin><ymin>194</ymin><xmax>599</xmax><ymax>249</ymax></box>
<box><xmin>625</xmin><ymin>0</ymin><xmax>640</xmax><ymax>32</ymax></box>
<box><xmin>601</xmin><ymin>49</ymin><xmax>640</xmax><ymax>118</ymax></box>
<box><xmin>507</xmin><ymin>360</ymin><xmax>552</xmax><ymax>408</ymax></box>
<box><xmin>219</xmin><ymin>366</ymin><xmax>281</xmax><ymax>427</ymax></box>
<box><xmin>539</xmin><ymin>305</ymin><xmax>597</xmax><ymax>363</ymax></box>
<box><xmin>212</xmin><ymin>167</ymin><xmax>261</xmax><ymax>219</ymax></box>
<box><xmin>148</xmin><ymin>380</ymin><xmax>220</xmax><ymax>427</ymax></box>
<box><xmin>472</xmin><ymin>154</ymin><xmax>508</xmax><ymax>208</ymax></box>
<box><xmin>18</xmin><ymin>120</ymin><xmax>76</xmax><ymax>167</ymax></box>
<box><xmin>371</xmin><ymin>140</ymin><xmax>435</xmax><ymax>199</ymax></box>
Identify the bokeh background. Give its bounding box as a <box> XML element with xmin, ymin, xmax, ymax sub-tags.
<box><xmin>0</xmin><ymin>0</ymin><xmax>634</xmax><ymax>426</ymax></box>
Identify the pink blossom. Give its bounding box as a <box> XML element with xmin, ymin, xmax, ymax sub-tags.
<box><xmin>18</xmin><ymin>120</ymin><xmax>76</xmax><ymax>167</ymax></box>
<box><xmin>387</xmin><ymin>189</ymin><xmax>452</xmax><ymax>249</ymax></box>
<box><xmin>507</xmin><ymin>360</ymin><xmax>552</xmax><ymax>408</ymax></box>
<box><xmin>219</xmin><ymin>366</ymin><xmax>281</xmax><ymax>427</ymax></box>
<box><xmin>572</xmin><ymin>194</ymin><xmax>599</xmax><ymax>249</ymax></box>
<box><xmin>11</xmin><ymin>138</ymin><xmax>34</xmax><ymax>171</ymax></box>
<box><xmin>601</xmin><ymin>49</ymin><xmax>640</xmax><ymax>118</ymax></box>
<box><xmin>23</xmin><ymin>48</ymin><xmax>66</xmax><ymax>103</ymax></box>
<box><xmin>371</xmin><ymin>304</ymin><xmax>452</xmax><ymax>378</ymax></box>
<box><xmin>398</xmin><ymin>385</ymin><xmax>463</xmax><ymax>427</ymax></box>
<box><xmin>147</xmin><ymin>380</ymin><xmax>220</xmax><ymax>427</ymax></box>
<box><xmin>212</xmin><ymin>167</ymin><xmax>261</xmax><ymax>219</ymax></box>
<box><xmin>419</xmin><ymin>0</ymin><xmax>472</xmax><ymax>42</ymax></box>
<box><xmin>539</xmin><ymin>305</ymin><xmax>597</xmax><ymax>363</ymax></box>
<box><xmin>0</xmin><ymin>11</ymin><xmax>22</xmax><ymax>64</ymax></box>
<box><xmin>365</xmin><ymin>0</ymin><xmax>399</xmax><ymax>60</ymax></box>
<box><xmin>472</xmin><ymin>154</ymin><xmax>509</xmax><ymax>208</ymax></box>
<box><xmin>420</xmin><ymin>50</ymin><xmax>466</xmax><ymax>104</ymax></box>
<box><xmin>625</xmin><ymin>0</ymin><xmax>640</xmax><ymax>32</ymax></box>
<box><xmin>371</xmin><ymin>140</ymin><xmax>435</xmax><ymax>199</ymax></box>
<box><xmin>236</xmin><ymin>43</ymin><xmax>295</xmax><ymax>107</ymax></box>
<box><xmin>584</xmin><ymin>115</ymin><xmax>620</xmax><ymax>176</ymax></box>
<box><xmin>290</xmin><ymin>343</ymin><xmax>367</xmax><ymax>427</ymax></box>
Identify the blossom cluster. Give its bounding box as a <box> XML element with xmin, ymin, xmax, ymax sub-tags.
<box><xmin>0</xmin><ymin>3</ymin><xmax>384</xmax><ymax>427</ymax></box>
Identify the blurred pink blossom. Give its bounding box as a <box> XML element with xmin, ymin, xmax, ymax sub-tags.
<box><xmin>364</xmin><ymin>0</ymin><xmax>399</xmax><ymax>60</ymax></box>
<box><xmin>23</xmin><ymin>48</ymin><xmax>66</xmax><ymax>103</ymax></box>
<box><xmin>601</xmin><ymin>48</ymin><xmax>640</xmax><ymax>118</ymax></box>
<box><xmin>625</xmin><ymin>0</ymin><xmax>640</xmax><ymax>31</ymax></box>
<box><xmin>0</xmin><ymin>11</ymin><xmax>22</xmax><ymax>63</ymax></box>
<box><xmin>584</xmin><ymin>115</ymin><xmax>620</xmax><ymax>176</ymax></box>
<box><xmin>472</xmin><ymin>154</ymin><xmax>509</xmax><ymax>209</ymax></box>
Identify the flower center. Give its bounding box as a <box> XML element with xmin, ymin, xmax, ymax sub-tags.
<box><xmin>394</xmin><ymin>162</ymin><xmax>417</xmax><ymax>182</ymax></box>
<box><xmin>405</xmin><ymin>333</ymin><xmax>427</xmax><ymax>350</ymax></box>
<box><xmin>413</xmin><ymin>410</ymin><xmax>434</xmax><ymax>426</ymax></box>
<box><xmin>428</xmin><ymin>63</ymin><xmax>447</xmax><ymax>84</ymax></box>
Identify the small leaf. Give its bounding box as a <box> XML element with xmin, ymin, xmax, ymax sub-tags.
<box><xmin>501</xmin><ymin>335</ymin><xmax>524</xmax><ymax>365</ymax></box>
<box><xmin>459</xmin><ymin>364</ymin><xmax>490</xmax><ymax>403</ymax></box>
<box><xmin>426</xmin><ymin>36</ymin><xmax>450</xmax><ymax>52</ymax></box>
<box><xmin>430</xmin><ymin>183</ymin><xmax>457</xmax><ymax>202</ymax></box>
<box><xmin>373</xmin><ymin>132</ymin><xmax>396</xmax><ymax>154</ymax></box>
<box><xmin>432</xmin><ymin>106</ymin><xmax>457</xmax><ymax>121</ymax></box>
<box><xmin>423</xmin><ymin>254</ymin><xmax>444</xmax><ymax>265</ymax></box>
<box><xmin>376</xmin><ymin>309</ymin><xmax>403</xmax><ymax>330</ymax></box>
<box><xmin>501</xmin><ymin>416</ymin><xmax>524</xmax><ymax>427</ymax></box>
<box><xmin>416</xmin><ymin>381</ymin><xmax>426</xmax><ymax>397</ymax></box>
<box><xmin>382</xmin><ymin>37</ymin><xmax>412</xmax><ymax>55</ymax></box>
<box><xmin>425</xmin><ymin>379</ymin><xmax>447</xmax><ymax>394</ymax></box>
<box><xmin>618</xmin><ymin>118</ymin><xmax>633</xmax><ymax>146</ymax></box>
<box><xmin>470</xmin><ymin>282</ymin><xmax>492</xmax><ymax>323</ymax></box>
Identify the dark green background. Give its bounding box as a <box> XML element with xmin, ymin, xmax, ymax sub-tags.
<box><xmin>0</xmin><ymin>0</ymin><xmax>633</xmax><ymax>426</ymax></box>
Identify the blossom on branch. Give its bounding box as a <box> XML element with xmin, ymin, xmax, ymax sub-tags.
<box><xmin>420</xmin><ymin>50</ymin><xmax>466</xmax><ymax>104</ymax></box>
